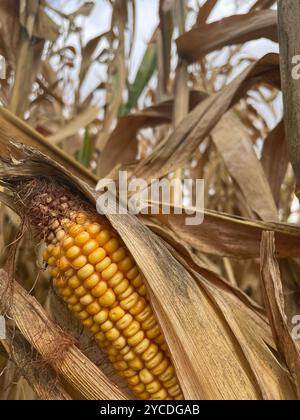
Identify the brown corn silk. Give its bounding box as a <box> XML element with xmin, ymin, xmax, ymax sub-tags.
<box><xmin>15</xmin><ymin>178</ymin><xmax>183</xmax><ymax>401</ymax></box>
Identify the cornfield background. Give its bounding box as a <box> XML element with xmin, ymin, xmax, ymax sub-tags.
<box><xmin>0</xmin><ymin>0</ymin><xmax>300</xmax><ymax>400</ymax></box>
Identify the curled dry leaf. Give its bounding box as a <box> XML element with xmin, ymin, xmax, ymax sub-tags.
<box><xmin>261</xmin><ymin>121</ymin><xmax>288</xmax><ymax>207</ymax></box>
<box><xmin>150</xmin><ymin>207</ymin><xmax>300</xmax><ymax>259</ymax></box>
<box><xmin>99</xmin><ymin>91</ymin><xmax>206</xmax><ymax>178</ymax></box>
<box><xmin>177</xmin><ymin>9</ymin><xmax>277</xmax><ymax>63</ymax></box>
<box><xmin>133</xmin><ymin>54</ymin><xmax>280</xmax><ymax>185</ymax></box>
<box><xmin>212</xmin><ymin>110</ymin><xmax>278</xmax><ymax>221</ymax></box>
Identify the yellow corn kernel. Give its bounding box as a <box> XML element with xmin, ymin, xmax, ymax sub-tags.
<box><xmin>114</xmin><ymin>278</ymin><xmax>129</xmax><ymax>295</ymax></box>
<box><xmin>58</xmin><ymin>257</ymin><xmax>70</xmax><ymax>271</ymax></box>
<box><xmin>123</xmin><ymin>369</ymin><xmax>136</xmax><ymax>379</ymax></box>
<box><xmin>146</xmin><ymin>380</ymin><xmax>161</xmax><ymax>394</ymax></box>
<box><xmin>72</xmin><ymin>303</ymin><xmax>83</xmax><ymax>312</ymax></box>
<box><xmin>123</xmin><ymin>320</ymin><xmax>140</xmax><ymax>337</ymax></box>
<box><xmin>96</xmin><ymin>230</ymin><xmax>111</xmax><ymax>246</ymax></box>
<box><xmin>75</xmin><ymin>231</ymin><xmax>90</xmax><ymax>246</ymax></box>
<box><xmin>142</xmin><ymin>315</ymin><xmax>156</xmax><ymax>330</ymax></box>
<box><xmin>88</xmin><ymin>248</ymin><xmax>106</xmax><ymax>265</ymax></box>
<box><xmin>101</xmin><ymin>319</ymin><xmax>113</xmax><ymax>332</ymax></box>
<box><xmin>138</xmin><ymin>285</ymin><xmax>147</xmax><ymax>296</ymax></box>
<box><xmin>120</xmin><ymin>292</ymin><xmax>139</xmax><ymax>311</ymax></box>
<box><xmin>77</xmin><ymin>310</ymin><xmax>89</xmax><ymax>320</ymax></box>
<box><xmin>99</xmin><ymin>289</ymin><xmax>116</xmax><ymax>307</ymax></box>
<box><xmin>91</xmin><ymin>281</ymin><xmax>108</xmax><ymax>297</ymax></box>
<box><xmin>164</xmin><ymin>377</ymin><xmax>177</xmax><ymax>388</ymax></box>
<box><xmin>74</xmin><ymin>285</ymin><xmax>87</xmax><ymax>297</ymax></box>
<box><xmin>83</xmin><ymin>273</ymin><xmax>100</xmax><ymax>289</ymax></box>
<box><xmin>47</xmin><ymin>256</ymin><xmax>56</xmax><ymax>266</ymax></box>
<box><xmin>47</xmin><ymin>244</ymin><xmax>54</xmax><ymax>254</ymax></box>
<box><xmin>106</xmin><ymin>328</ymin><xmax>120</xmax><ymax>341</ymax></box>
<box><xmin>131</xmin><ymin>383</ymin><xmax>145</xmax><ymax>394</ymax></box>
<box><xmin>63</xmin><ymin>237</ymin><xmax>74</xmax><ymax>250</ymax></box>
<box><xmin>129</xmin><ymin>357</ymin><xmax>143</xmax><ymax>371</ymax></box>
<box><xmin>87</xmin><ymin>223</ymin><xmax>102</xmax><ymax>238</ymax></box>
<box><xmin>118</xmin><ymin>285</ymin><xmax>134</xmax><ymax>300</ymax></box>
<box><xmin>61</xmin><ymin>287</ymin><xmax>72</xmax><ymax>297</ymax></box>
<box><xmin>139</xmin><ymin>368</ymin><xmax>154</xmax><ymax>384</ymax></box>
<box><xmin>155</xmin><ymin>334</ymin><xmax>165</xmax><ymax>345</ymax></box>
<box><xmin>108</xmin><ymin>271</ymin><xmax>124</xmax><ymax>288</ymax></box>
<box><xmin>111</xmin><ymin>247</ymin><xmax>127</xmax><ymax>263</ymax></box>
<box><xmin>86</xmin><ymin>301</ymin><xmax>101</xmax><ymax>315</ymax></box>
<box><xmin>66</xmin><ymin>295</ymin><xmax>78</xmax><ymax>305</ymax></box>
<box><xmin>142</xmin><ymin>343</ymin><xmax>159</xmax><ymax>362</ymax></box>
<box><xmin>116</xmin><ymin>314</ymin><xmax>133</xmax><ymax>330</ymax></box>
<box><xmin>109</xmin><ymin>306</ymin><xmax>125</xmax><ymax>322</ymax></box>
<box><xmin>90</xmin><ymin>324</ymin><xmax>100</xmax><ymax>334</ymax></box>
<box><xmin>52</xmin><ymin>246</ymin><xmax>61</xmax><ymax>258</ymax></box>
<box><xmin>82</xmin><ymin>239</ymin><xmax>98</xmax><ymax>255</ymax></box>
<box><xmin>114</xmin><ymin>361</ymin><xmax>128</xmax><ymax>371</ymax></box>
<box><xmin>78</xmin><ymin>264</ymin><xmax>94</xmax><ymax>280</ymax></box>
<box><xmin>132</xmin><ymin>274</ymin><xmax>143</xmax><ymax>288</ymax></box>
<box><xmin>69</xmin><ymin>224</ymin><xmax>84</xmax><ymax>237</ymax></box>
<box><xmin>102</xmin><ymin>263</ymin><xmax>118</xmax><ymax>280</ymax></box>
<box><xmin>95</xmin><ymin>331</ymin><xmax>106</xmax><ymax>343</ymax></box>
<box><xmin>128</xmin><ymin>331</ymin><xmax>144</xmax><ymax>346</ymax></box>
<box><xmin>159</xmin><ymin>365</ymin><xmax>174</xmax><ymax>382</ymax></box>
<box><xmin>130</xmin><ymin>298</ymin><xmax>147</xmax><ymax>316</ymax></box>
<box><xmin>168</xmin><ymin>384</ymin><xmax>181</xmax><ymax>397</ymax></box>
<box><xmin>82</xmin><ymin>317</ymin><xmax>93</xmax><ymax>328</ymax></box>
<box><xmin>50</xmin><ymin>267</ymin><xmax>59</xmax><ymax>277</ymax></box>
<box><xmin>151</xmin><ymin>358</ymin><xmax>169</xmax><ymax>376</ymax></box>
<box><xmin>152</xmin><ymin>389</ymin><xmax>168</xmax><ymax>400</ymax></box>
<box><xmin>66</xmin><ymin>245</ymin><xmax>81</xmax><ymax>259</ymax></box>
<box><xmin>56</xmin><ymin>230</ymin><xmax>65</xmax><ymax>241</ymax></box>
<box><xmin>104</xmin><ymin>238</ymin><xmax>119</xmax><ymax>254</ymax></box>
<box><xmin>134</xmin><ymin>338</ymin><xmax>151</xmax><ymax>355</ymax></box>
<box><xmin>93</xmin><ymin>308</ymin><xmax>109</xmax><ymax>324</ymax></box>
<box><xmin>127</xmin><ymin>266</ymin><xmax>139</xmax><ymax>280</ymax></box>
<box><xmin>122</xmin><ymin>350</ymin><xmax>135</xmax><ymax>362</ymax></box>
<box><xmin>118</xmin><ymin>257</ymin><xmax>135</xmax><ymax>273</ymax></box>
<box><xmin>146</xmin><ymin>352</ymin><xmax>163</xmax><ymax>370</ymax></box>
<box><xmin>68</xmin><ymin>275</ymin><xmax>81</xmax><ymax>289</ymax></box>
<box><xmin>127</xmin><ymin>375</ymin><xmax>139</xmax><ymax>386</ymax></box>
<box><xmin>119</xmin><ymin>345</ymin><xmax>131</xmax><ymax>356</ymax></box>
<box><xmin>65</xmin><ymin>268</ymin><xmax>75</xmax><ymax>279</ymax></box>
<box><xmin>137</xmin><ymin>306</ymin><xmax>152</xmax><ymax>323</ymax></box>
<box><xmin>113</xmin><ymin>336</ymin><xmax>127</xmax><ymax>350</ymax></box>
<box><xmin>95</xmin><ymin>256</ymin><xmax>111</xmax><ymax>273</ymax></box>
<box><xmin>73</xmin><ymin>255</ymin><xmax>88</xmax><ymax>269</ymax></box>
<box><xmin>56</xmin><ymin>277</ymin><xmax>67</xmax><ymax>288</ymax></box>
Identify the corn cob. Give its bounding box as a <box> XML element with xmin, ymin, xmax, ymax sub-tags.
<box><xmin>21</xmin><ymin>179</ymin><xmax>183</xmax><ymax>400</ymax></box>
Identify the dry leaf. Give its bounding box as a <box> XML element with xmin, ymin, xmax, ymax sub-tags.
<box><xmin>177</xmin><ymin>10</ymin><xmax>277</xmax><ymax>63</ymax></box>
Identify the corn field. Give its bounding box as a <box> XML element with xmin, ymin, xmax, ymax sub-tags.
<box><xmin>0</xmin><ymin>0</ymin><xmax>300</xmax><ymax>401</ymax></box>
